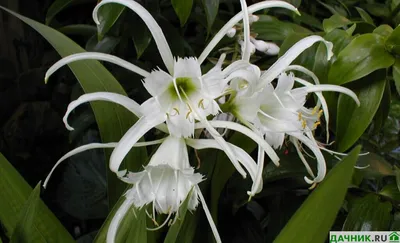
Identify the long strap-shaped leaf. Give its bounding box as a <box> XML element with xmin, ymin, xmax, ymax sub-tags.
<box><xmin>274</xmin><ymin>146</ymin><xmax>361</xmax><ymax>243</ymax></box>
<box><xmin>0</xmin><ymin>6</ymin><xmax>148</xmax><ymax>207</ymax></box>
<box><xmin>0</xmin><ymin>153</ymin><xmax>74</xmax><ymax>242</ymax></box>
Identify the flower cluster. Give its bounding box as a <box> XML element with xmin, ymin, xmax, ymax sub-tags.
<box><xmin>43</xmin><ymin>0</ymin><xmax>360</xmax><ymax>242</ymax></box>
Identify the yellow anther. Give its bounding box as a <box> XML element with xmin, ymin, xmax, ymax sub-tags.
<box><xmin>298</xmin><ymin>112</ymin><xmax>302</xmax><ymax>121</ymax></box>
<box><xmin>302</xmin><ymin>119</ymin><xmax>307</xmax><ymax>129</ymax></box>
<box><xmin>198</xmin><ymin>99</ymin><xmax>205</xmax><ymax>109</ymax></box>
<box><xmin>318</xmin><ymin>109</ymin><xmax>323</xmax><ymax>118</ymax></box>
<box><xmin>311</xmin><ymin>106</ymin><xmax>318</xmax><ymax>115</ymax></box>
<box><xmin>172</xmin><ymin>108</ymin><xmax>180</xmax><ymax>115</ymax></box>
<box><xmin>186</xmin><ymin>111</ymin><xmax>192</xmax><ymax>119</ymax></box>
<box><xmin>313</xmin><ymin>121</ymin><xmax>321</xmax><ymax>129</ymax></box>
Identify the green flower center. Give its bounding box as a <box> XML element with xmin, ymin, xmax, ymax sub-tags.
<box><xmin>168</xmin><ymin>77</ymin><xmax>197</xmax><ymax>100</ymax></box>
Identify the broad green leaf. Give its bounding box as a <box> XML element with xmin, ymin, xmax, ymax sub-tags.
<box><xmin>393</xmin><ymin>61</ymin><xmax>400</xmax><ymax>96</ymax></box>
<box><xmin>96</xmin><ymin>3</ymin><xmax>125</xmax><ymax>40</ymax></box>
<box><xmin>328</xmin><ymin>34</ymin><xmax>395</xmax><ymax>85</ymax></box>
<box><xmin>371</xmin><ymin>80</ymin><xmax>391</xmax><ymax>133</ymax></box>
<box><xmin>373</xmin><ymin>25</ymin><xmax>393</xmax><ymax>38</ymax></box>
<box><xmin>0</xmin><ymin>153</ymin><xmax>74</xmax><ymax>242</ymax></box>
<box><xmin>252</xmin><ymin>15</ymin><xmax>312</xmax><ymax>41</ymax></box>
<box><xmin>324</xmin><ymin>29</ymin><xmax>353</xmax><ymax>56</ymax></box>
<box><xmin>131</xmin><ymin>15</ymin><xmax>153</xmax><ymax>59</ymax></box>
<box><xmin>172</xmin><ymin>0</ymin><xmax>193</xmax><ymax>26</ymax></box>
<box><xmin>336</xmin><ymin>76</ymin><xmax>386</xmax><ymax>152</ymax></box>
<box><xmin>386</xmin><ymin>25</ymin><xmax>400</xmax><ymax>55</ymax></box>
<box><xmin>202</xmin><ymin>0</ymin><xmax>219</xmax><ymax>32</ymax></box>
<box><xmin>58</xmin><ymin>24</ymin><xmax>97</xmax><ymax>38</ymax></box>
<box><xmin>343</xmin><ymin>194</ymin><xmax>392</xmax><ymax>231</ymax></box>
<box><xmin>10</xmin><ymin>183</ymin><xmax>41</xmax><ymax>243</ymax></box>
<box><xmin>0</xmin><ymin>7</ymin><xmax>148</xmax><ymax>207</ymax></box>
<box><xmin>85</xmin><ymin>35</ymin><xmax>120</xmax><ymax>53</ymax></box>
<box><xmin>164</xmin><ymin>188</ymin><xmax>194</xmax><ymax>243</ymax></box>
<box><xmin>293</xmin><ymin>11</ymin><xmax>323</xmax><ymax>30</ymax></box>
<box><xmin>380</xmin><ymin>184</ymin><xmax>400</xmax><ymax>202</ymax></box>
<box><xmin>355</xmin><ymin>7</ymin><xmax>375</xmax><ymax>26</ymax></box>
<box><xmin>45</xmin><ymin>0</ymin><xmax>94</xmax><ymax>25</ymax></box>
<box><xmin>317</xmin><ymin>1</ymin><xmax>346</xmax><ymax>16</ymax></box>
<box><xmin>274</xmin><ymin>146</ymin><xmax>361</xmax><ymax>243</ymax></box>
<box><xmin>362</xmin><ymin>3</ymin><xmax>391</xmax><ymax>18</ymax></box>
<box><xmin>322</xmin><ymin>14</ymin><xmax>352</xmax><ymax>33</ymax></box>
<box><xmin>356</xmin><ymin>153</ymin><xmax>394</xmax><ymax>179</ymax></box>
<box><xmin>120</xmin><ymin>207</ymin><xmax>147</xmax><ymax>242</ymax></box>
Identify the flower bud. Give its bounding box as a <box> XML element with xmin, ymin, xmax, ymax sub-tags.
<box><xmin>250</xmin><ymin>38</ymin><xmax>280</xmax><ymax>55</ymax></box>
<box><xmin>226</xmin><ymin>27</ymin><xmax>236</xmax><ymax>38</ymax></box>
<box><xmin>249</xmin><ymin>14</ymin><xmax>259</xmax><ymax>24</ymax></box>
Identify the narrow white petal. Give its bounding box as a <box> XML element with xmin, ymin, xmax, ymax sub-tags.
<box><xmin>43</xmin><ymin>142</ymin><xmax>117</xmax><ymax>188</ymax></box>
<box><xmin>186</xmin><ymin>139</ymin><xmax>258</xmax><ymax>180</ymax></box>
<box><xmin>43</xmin><ymin>138</ymin><xmax>165</xmax><ymax>189</ymax></box>
<box><xmin>240</xmin><ymin>0</ymin><xmax>251</xmax><ymax>61</ymax></box>
<box><xmin>198</xmin><ymin>1</ymin><xmax>298</xmax><ymax>64</ymax></box>
<box><xmin>45</xmin><ymin>52</ymin><xmax>150</xmax><ymax>82</ymax></box>
<box><xmin>249</xmin><ymin>145</ymin><xmax>264</xmax><ymax>196</ymax></box>
<box><xmin>289</xmin><ymin>132</ymin><xmax>326</xmax><ymax>183</ymax></box>
<box><xmin>109</xmin><ymin>113</ymin><xmax>166</xmax><ymax>173</ymax></box>
<box><xmin>221</xmin><ymin>60</ymin><xmax>252</xmax><ymax>76</ymax></box>
<box><xmin>257</xmin><ymin>36</ymin><xmax>333</xmax><ymax>89</ymax></box>
<box><xmin>93</xmin><ymin>0</ymin><xmax>174</xmax><ymax>74</ymax></box>
<box><xmin>64</xmin><ymin>92</ymin><xmax>142</xmax><ymax>131</ymax></box>
<box><xmin>196</xmin><ymin>185</ymin><xmax>222</xmax><ymax>243</ymax></box>
<box><xmin>196</xmin><ymin>120</ymin><xmax>280</xmax><ymax>165</ymax></box>
<box><xmin>107</xmin><ymin>197</ymin><xmax>135</xmax><ymax>243</ymax></box>
<box><xmin>290</xmin><ymin>137</ymin><xmax>316</xmax><ymax>179</ymax></box>
<box><xmin>302</xmin><ymin>84</ymin><xmax>360</xmax><ymax>106</ymax></box>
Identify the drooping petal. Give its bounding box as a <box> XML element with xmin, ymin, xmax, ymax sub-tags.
<box><xmin>43</xmin><ymin>139</ymin><xmax>165</xmax><ymax>189</ymax></box>
<box><xmin>198</xmin><ymin>1</ymin><xmax>298</xmax><ymax>64</ymax></box>
<box><xmin>290</xmin><ymin>136</ymin><xmax>316</xmax><ymax>179</ymax></box>
<box><xmin>300</xmin><ymin>84</ymin><xmax>360</xmax><ymax>106</ymax></box>
<box><xmin>142</xmin><ymin>69</ymin><xmax>173</xmax><ymax>97</ymax></box>
<box><xmin>45</xmin><ymin>52</ymin><xmax>150</xmax><ymax>82</ymax></box>
<box><xmin>174</xmin><ymin>57</ymin><xmax>202</xmax><ymax>79</ymax></box>
<box><xmin>93</xmin><ymin>0</ymin><xmax>174</xmax><ymax>74</ymax></box>
<box><xmin>197</xmin><ymin>120</ymin><xmax>280</xmax><ymax>165</ymax></box>
<box><xmin>239</xmin><ymin>0</ymin><xmax>251</xmax><ymax>61</ymax></box>
<box><xmin>109</xmin><ymin>113</ymin><xmax>166</xmax><ymax>173</ymax></box>
<box><xmin>63</xmin><ymin>92</ymin><xmax>142</xmax><ymax>130</ymax></box>
<box><xmin>196</xmin><ymin>185</ymin><xmax>222</xmax><ymax>243</ymax></box>
<box><xmin>250</xmin><ymin>145</ymin><xmax>264</xmax><ymax>196</ymax></box>
<box><xmin>257</xmin><ymin>36</ymin><xmax>333</xmax><ymax>89</ymax></box>
<box><xmin>107</xmin><ymin>196</ymin><xmax>135</xmax><ymax>243</ymax></box>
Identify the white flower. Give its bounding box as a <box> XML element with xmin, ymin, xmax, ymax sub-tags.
<box><xmin>44</xmin><ymin>0</ymin><xmax>298</xmax><ymax>185</ymax></box>
<box><xmin>250</xmin><ymin>37</ymin><xmax>280</xmax><ymax>55</ymax></box>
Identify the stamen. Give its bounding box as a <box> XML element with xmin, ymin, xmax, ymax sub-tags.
<box><xmin>172</xmin><ymin>108</ymin><xmax>180</xmax><ymax>116</ymax></box>
<box><xmin>298</xmin><ymin>112</ymin><xmax>302</xmax><ymax>121</ymax></box>
<box><xmin>195</xmin><ymin>149</ymin><xmax>201</xmax><ymax>169</ymax></box>
<box><xmin>147</xmin><ymin>209</ymin><xmax>174</xmax><ymax>231</ymax></box>
<box><xmin>318</xmin><ymin>109</ymin><xmax>323</xmax><ymax>118</ymax></box>
<box><xmin>198</xmin><ymin>99</ymin><xmax>205</xmax><ymax>109</ymax></box>
<box><xmin>301</xmin><ymin>120</ymin><xmax>307</xmax><ymax>129</ymax></box>
<box><xmin>313</xmin><ymin>121</ymin><xmax>321</xmax><ymax>129</ymax></box>
<box><xmin>172</xmin><ymin>78</ymin><xmax>184</xmax><ymax>102</ymax></box>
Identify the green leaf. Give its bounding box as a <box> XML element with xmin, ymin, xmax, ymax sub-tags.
<box><xmin>356</xmin><ymin>153</ymin><xmax>394</xmax><ymax>179</ymax></box>
<box><xmin>322</xmin><ymin>14</ymin><xmax>352</xmax><ymax>33</ymax></box>
<box><xmin>121</xmin><ymin>207</ymin><xmax>147</xmax><ymax>242</ymax></box>
<box><xmin>45</xmin><ymin>0</ymin><xmax>94</xmax><ymax>25</ymax></box>
<box><xmin>0</xmin><ymin>7</ymin><xmax>148</xmax><ymax>207</ymax></box>
<box><xmin>355</xmin><ymin>7</ymin><xmax>375</xmax><ymax>26</ymax></box>
<box><xmin>343</xmin><ymin>194</ymin><xmax>392</xmax><ymax>231</ymax></box>
<box><xmin>10</xmin><ymin>183</ymin><xmax>42</xmax><ymax>243</ymax></box>
<box><xmin>96</xmin><ymin>3</ymin><xmax>125</xmax><ymax>40</ymax></box>
<box><xmin>252</xmin><ymin>15</ymin><xmax>312</xmax><ymax>41</ymax></box>
<box><xmin>336</xmin><ymin>75</ymin><xmax>386</xmax><ymax>152</ymax></box>
<box><xmin>323</xmin><ymin>29</ymin><xmax>353</xmax><ymax>56</ymax></box>
<box><xmin>172</xmin><ymin>0</ymin><xmax>193</xmax><ymax>26</ymax></box>
<box><xmin>201</xmin><ymin>0</ymin><xmax>219</xmax><ymax>32</ymax></box>
<box><xmin>328</xmin><ymin>33</ymin><xmax>395</xmax><ymax>85</ymax></box>
<box><xmin>58</xmin><ymin>24</ymin><xmax>97</xmax><ymax>38</ymax></box>
<box><xmin>131</xmin><ymin>16</ymin><xmax>153</xmax><ymax>59</ymax></box>
<box><xmin>85</xmin><ymin>35</ymin><xmax>120</xmax><ymax>53</ymax></box>
<box><xmin>164</xmin><ymin>188</ymin><xmax>194</xmax><ymax>243</ymax></box>
<box><xmin>380</xmin><ymin>184</ymin><xmax>400</xmax><ymax>202</ymax></box>
<box><xmin>373</xmin><ymin>25</ymin><xmax>393</xmax><ymax>38</ymax></box>
<box><xmin>386</xmin><ymin>25</ymin><xmax>400</xmax><ymax>55</ymax></box>
<box><xmin>0</xmin><ymin>153</ymin><xmax>74</xmax><ymax>242</ymax></box>
<box><xmin>274</xmin><ymin>146</ymin><xmax>361</xmax><ymax>243</ymax></box>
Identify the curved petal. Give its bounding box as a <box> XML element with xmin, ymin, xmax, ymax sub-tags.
<box><xmin>239</xmin><ymin>0</ymin><xmax>251</xmax><ymax>61</ymax></box>
<box><xmin>174</xmin><ymin>57</ymin><xmax>202</xmax><ymax>79</ymax></box>
<box><xmin>301</xmin><ymin>84</ymin><xmax>360</xmax><ymax>106</ymax></box>
<box><xmin>93</xmin><ymin>0</ymin><xmax>174</xmax><ymax>74</ymax></box>
<box><xmin>257</xmin><ymin>36</ymin><xmax>333</xmax><ymax>89</ymax></box>
<box><xmin>43</xmin><ymin>139</ymin><xmax>165</xmax><ymax>189</ymax></box>
<box><xmin>63</xmin><ymin>92</ymin><xmax>142</xmax><ymax>130</ymax></box>
<box><xmin>290</xmin><ymin>136</ymin><xmax>316</xmax><ymax>179</ymax></box>
<box><xmin>250</xmin><ymin>145</ymin><xmax>264</xmax><ymax>196</ymax></box>
<box><xmin>110</xmin><ymin>113</ymin><xmax>166</xmax><ymax>173</ymax></box>
<box><xmin>196</xmin><ymin>120</ymin><xmax>280</xmax><ymax>165</ymax></box>
<box><xmin>45</xmin><ymin>52</ymin><xmax>150</xmax><ymax>82</ymax></box>
<box><xmin>142</xmin><ymin>69</ymin><xmax>173</xmax><ymax>97</ymax></box>
<box><xmin>198</xmin><ymin>1</ymin><xmax>298</xmax><ymax>64</ymax></box>
<box><xmin>186</xmin><ymin>138</ymin><xmax>259</xmax><ymax>180</ymax></box>
<box><xmin>196</xmin><ymin>185</ymin><xmax>222</xmax><ymax>243</ymax></box>
<box><xmin>221</xmin><ymin>60</ymin><xmax>252</xmax><ymax>77</ymax></box>
<box><xmin>107</xmin><ymin>196</ymin><xmax>135</xmax><ymax>243</ymax></box>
